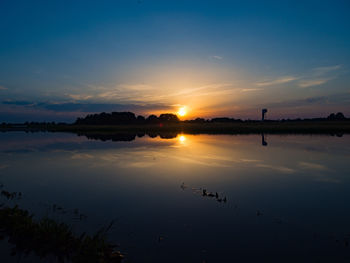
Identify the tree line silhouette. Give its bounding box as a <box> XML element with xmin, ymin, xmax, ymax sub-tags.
<box><xmin>0</xmin><ymin>111</ymin><xmax>348</xmax><ymax>129</ymax></box>
<box><xmin>75</xmin><ymin>112</ymin><xmax>180</xmax><ymax>125</ymax></box>
<box><xmin>74</xmin><ymin>111</ymin><xmax>348</xmax><ymax>125</ymax></box>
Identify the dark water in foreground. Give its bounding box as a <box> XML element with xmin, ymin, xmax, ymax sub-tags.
<box><xmin>1</xmin><ymin>132</ymin><xmax>350</xmax><ymax>262</ymax></box>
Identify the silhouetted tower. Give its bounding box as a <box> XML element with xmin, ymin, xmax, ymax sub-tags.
<box><xmin>262</xmin><ymin>109</ymin><xmax>267</xmax><ymax>121</ymax></box>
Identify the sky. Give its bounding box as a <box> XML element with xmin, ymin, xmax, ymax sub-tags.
<box><xmin>0</xmin><ymin>0</ymin><xmax>350</xmax><ymax>122</ymax></box>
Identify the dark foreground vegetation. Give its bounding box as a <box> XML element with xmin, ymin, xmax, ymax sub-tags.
<box><xmin>1</xmin><ymin>111</ymin><xmax>350</xmax><ymax>135</ymax></box>
<box><xmin>0</xmin><ymin>187</ymin><xmax>123</xmax><ymax>263</ymax></box>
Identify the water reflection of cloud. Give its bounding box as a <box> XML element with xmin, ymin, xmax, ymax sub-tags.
<box><xmin>298</xmin><ymin>162</ymin><xmax>338</xmax><ymax>183</ymax></box>
<box><xmin>2</xmin><ymin>133</ymin><xmax>348</xmax><ymax>189</ymax></box>
<box><xmin>171</xmin><ymin>156</ymin><xmax>231</xmax><ymax>168</ymax></box>
<box><xmin>299</xmin><ymin>162</ymin><xmax>328</xmax><ymax>170</ymax></box>
<box><xmin>91</xmin><ymin>150</ymin><xmax>159</xmax><ymax>169</ymax></box>
<box><xmin>314</xmin><ymin>177</ymin><xmax>340</xmax><ymax>183</ymax></box>
<box><xmin>201</xmin><ymin>154</ymin><xmax>236</xmax><ymax>162</ymax></box>
<box><xmin>264</xmin><ymin>135</ymin><xmax>350</xmax><ymax>157</ymax></box>
<box><xmin>298</xmin><ymin>162</ymin><xmax>328</xmax><ymax>171</ymax></box>
<box><xmin>256</xmin><ymin>164</ymin><xmax>295</xmax><ymax>174</ymax></box>
<box><xmin>305</xmin><ymin>172</ymin><xmax>341</xmax><ymax>184</ymax></box>
<box><xmin>84</xmin><ymin>146</ymin><xmax>236</xmax><ymax>169</ymax></box>
<box><xmin>128</xmin><ymin>162</ymin><xmax>155</xmax><ymax>168</ymax></box>
<box><xmin>0</xmin><ymin>132</ymin><xmax>177</xmax><ymax>153</ymax></box>
<box><xmin>6</xmin><ymin>133</ymin><xmax>345</xmax><ymax>182</ymax></box>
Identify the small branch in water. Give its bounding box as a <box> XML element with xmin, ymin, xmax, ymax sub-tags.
<box><xmin>181</xmin><ymin>183</ymin><xmax>227</xmax><ymax>204</ymax></box>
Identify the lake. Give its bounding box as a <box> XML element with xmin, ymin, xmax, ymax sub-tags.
<box><xmin>1</xmin><ymin>132</ymin><xmax>350</xmax><ymax>262</ymax></box>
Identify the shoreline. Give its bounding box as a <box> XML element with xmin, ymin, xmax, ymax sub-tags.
<box><xmin>1</xmin><ymin>120</ymin><xmax>350</xmax><ymax>135</ymax></box>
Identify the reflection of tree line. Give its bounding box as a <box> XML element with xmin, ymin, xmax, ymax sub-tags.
<box><xmin>262</xmin><ymin>134</ymin><xmax>268</xmax><ymax>146</ymax></box>
<box><xmin>77</xmin><ymin>132</ymin><xmax>267</xmax><ymax>145</ymax></box>
<box><xmin>77</xmin><ymin>131</ymin><xmax>180</xmax><ymax>141</ymax></box>
<box><xmin>75</xmin><ymin>132</ymin><xmax>344</xmax><ymax>144</ymax></box>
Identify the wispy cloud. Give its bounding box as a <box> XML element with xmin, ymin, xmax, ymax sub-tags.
<box><xmin>298</xmin><ymin>79</ymin><xmax>331</xmax><ymax>88</ymax></box>
<box><xmin>71</xmin><ymin>153</ymin><xmax>94</xmax><ymax>160</ymax></box>
<box><xmin>117</xmin><ymin>84</ymin><xmax>154</xmax><ymax>91</ymax></box>
<box><xmin>211</xmin><ymin>55</ymin><xmax>223</xmax><ymax>60</ymax></box>
<box><xmin>312</xmin><ymin>65</ymin><xmax>341</xmax><ymax>76</ymax></box>
<box><xmin>91</xmin><ymin>82</ymin><xmax>236</xmax><ymax>104</ymax></box>
<box><xmin>239</xmin><ymin>158</ymin><xmax>261</xmax><ymax>163</ymax></box>
<box><xmin>240</xmin><ymin>88</ymin><xmax>263</xmax><ymax>92</ymax></box>
<box><xmin>3</xmin><ymin>100</ymin><xmax>35</xmax><ymax>106</ymax></box>
<box><xmin>170</xmin><ymin>83</ymin><xmax>235</xmax><ymax>98</ymax></box>
<box><xmin>67</xmin><ymin>94</ymin><xmax>93</xmax><ymax>101</ymax></box>
<box><xmin>95</xmin><ymin>84</ymin><xmax>158</xmax><ymax>102</ymax></box>
<box><xmin>264</xmin><ymin>96</ymin><xmax>326</xmax><ymax>109</ymax></box>
<box><xmin>254</xmin><ymin>65</ymin><xmax>342</xmax><ymax>89</ymax></box>
<box><xmin>297</xmin><ymin>65</ymin><xmax>341</xmax><ymax>88</ymax></box>
<box><xmin>0</xmin><ymin>100</ymin><xmax>173</xmax><ymax>122</ymax></box>
<box><xmin>255</xmin><ymin>76</ymin><xmax>297</xmax><ymax>87</ymax></box>
<box><xmin>258</xmin><ymin>92</ymin><xmax>350</xmax><ymax>118</ymax></box>
<box><xmin>0</xmin><ymin>85</ymin><xmax>7</xmax><ymax>90</ymax></box>
<box><xmin>298</xmin><ymin>79</ymin><xmax>330</xmax><ymax>88</ymax></box>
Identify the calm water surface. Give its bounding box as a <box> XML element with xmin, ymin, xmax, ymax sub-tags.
<box><xmin>1</xmin><ymin>132</ymin><xmax>350</xmax><ymax>262</ymax></box>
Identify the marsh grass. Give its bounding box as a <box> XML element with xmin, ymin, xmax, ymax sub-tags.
<box><xmin>0</xmin><ymin>187</ymin><xmax>123</xmax><ymax>263</ymax></box>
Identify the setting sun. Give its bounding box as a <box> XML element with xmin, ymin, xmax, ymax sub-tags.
<box><xmin>178</xmin><ymin>107</ymin><xmax>187</xmax><ymax>117</ymax></box>
<box><xmin>179</xmin><ymin>135</ymin><xmax>186</xmax><ymax>142</ymax></box>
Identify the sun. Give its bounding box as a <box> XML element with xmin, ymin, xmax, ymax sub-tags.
<box><xmin>179</xmin><ymin>135</ymin><xmax>186</xmax><ymax>143</ymax></box>
<box><xmin>178</xmin><ymin>106</ymin><xmax>187</xmax><ymax>117</ymax></box>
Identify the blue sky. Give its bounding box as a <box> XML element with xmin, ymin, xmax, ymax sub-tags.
<box><xmin>0</xmin><ymin>0</ymin><xmax>350</xmax><ymax>121</ymax></box>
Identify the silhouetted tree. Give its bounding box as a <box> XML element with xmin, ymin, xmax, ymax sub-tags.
<box><xmin>146</xmin><ymin>114</ymin><xmax>159</xmax><ymax>124</ymax></box>
<box><xmin>158</xmin><ymin>113</ymin><xmax>179</xmax><ymax>123</ymax></box>
<box><xmin>187</xmin><ymin>118</ymin><xmax>206</xmax><ymax>123</ymax></box>
<box><xmin>327</xmin><ymin>112</ymin><xmax>346</xmax><ymax>120</ymax></box>
<box><xmin>194</xmin><ymin>118</ymin><xmax>206</xmax><ymax>123</ymax></box>
<box><xmin>211</xmin><ymin>117</ymin><xmax>242</xmax><ymax>123</ymax></box>
<box><xmin>75</xmin><ymin>112</ymin><xmax>137</xmax><ymax>125</ymax></box>
<box><xmin>137</xmin><ymin>115</ymin><xmax>146</xmax><ymax>123</ymax></box>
